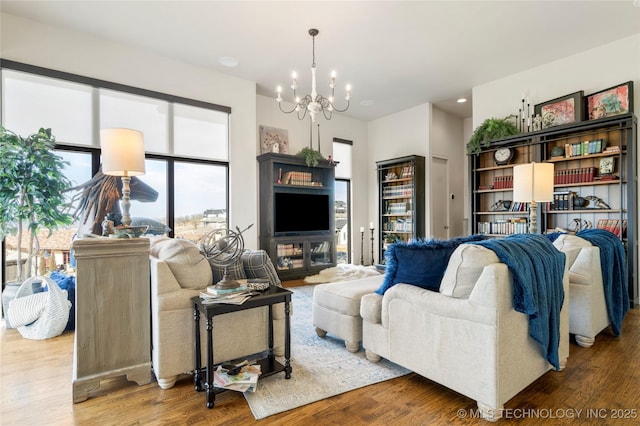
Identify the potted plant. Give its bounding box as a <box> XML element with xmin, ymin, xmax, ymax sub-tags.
<box><xmin>0</xmin><ymin>126</ymin><xmax>74</xmax><ymax>283</ymax></box>
<box><xmin>466</xmin><ymin>116</ymin><xmax>520</xmax><ymax>155</ymax></box>
<box><xmin>296</xmin><ymin>147</ymin><xmax>324</xmax><ymax>167</ymax></box>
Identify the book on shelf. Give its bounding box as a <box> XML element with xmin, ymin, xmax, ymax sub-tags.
<box><xmin>596</xmin><ymin>218</ymin><xmax>627</xmax><ymax>238</ymax></box>
<box><xmin>281</xmin><ymin>171</ymin><xmax>313</xmax><ymax>186</ymax></box>
<box><xmin>563</xmin><ymin>139</ymin><xmax>605</xmax><ymax>158</ymax></box>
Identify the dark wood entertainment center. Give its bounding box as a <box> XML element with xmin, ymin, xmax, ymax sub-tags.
<box><xmin>258</xmin><ymin>153</ymin><xmax>336</xmax><ymax>280</ymax></box>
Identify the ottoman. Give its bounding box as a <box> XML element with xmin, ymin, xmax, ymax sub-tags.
<box><xmin>312</xmin><ymin>275</ymin><xmax>384</xmax><ymax>352</ymax></box>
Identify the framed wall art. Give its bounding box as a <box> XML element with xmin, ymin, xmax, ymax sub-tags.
<box><xmin>534</xmin><ymin>91</ymin><xmax>584</xmax><ymax>129</ymax></box>
<box><xmin>259</xmin><ymin>125</ymin><xmax>289</xmax><ymax>154</ymax></box>
<box><xmin>586</xmin><ymin>81</ymin><xmax>633</xmax><ymax>120</ymax></box>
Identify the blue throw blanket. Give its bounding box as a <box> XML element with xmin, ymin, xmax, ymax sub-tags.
<box><xmin>472</xmin><ymin>234</ymin><xmax>565</xmax><ymax>369</ymax></box>
<box><xmin>576</xmin><ymin>229</ymin><xmax>629</xmax><ymax>335</ymax></box>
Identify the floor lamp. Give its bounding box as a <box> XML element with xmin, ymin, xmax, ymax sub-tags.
<box><xmin>100</xmin><ymin>128</ymin><xmax>146</xmax><ymax>227</ymax></box>
<box><xmin>513</xmin><ymin>162</ymin><xmax>554</xmax><ymax>234</ymax></box>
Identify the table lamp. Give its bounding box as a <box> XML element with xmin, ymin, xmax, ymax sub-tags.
<box><xmin>513</xmin><ymin>162</ymin><xmax>554</xmax><ymax>234</ymax></box>
<box><xmin>100</xmin><ymin>128</ymin><xmax>146</xmax><ymax>227</ymax></box>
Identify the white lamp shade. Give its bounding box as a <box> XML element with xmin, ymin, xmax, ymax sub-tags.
<box><xmin>513</xmin><ymin>162</ymin><xmax>554</xmax><ymax>202</ymax></box>
<box><xmin>100</xmin><ymin>128</ymin><xmax>146</xmax><ymax>176</ymax></box>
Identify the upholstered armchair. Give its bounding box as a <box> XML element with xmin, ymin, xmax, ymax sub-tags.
<box><xmin>360</xmin><ymin>241</ymin><xmax>570</xmax><ymax>421</ymax></box>
<box><xmin>552</xmin><ymin>233</ymin><xmax>608</xmax><ymax>347</ymax></box>
<box><xmin>149</xmin><ymin>237</ymin><xmax>286</xmax><ymax>389</ymax></box>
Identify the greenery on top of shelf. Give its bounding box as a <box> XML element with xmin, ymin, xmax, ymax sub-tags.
<box><xmin>296</xmin><ymin>147</ymin><xmax>325</xmax><ymax>167</ymax></box>
<box><xmin>466</xmin><ymin>116</ymin><xmax>520</xmax><ymax>155</ymax></box>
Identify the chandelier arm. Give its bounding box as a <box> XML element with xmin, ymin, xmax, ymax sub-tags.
<box><xmin>278</xmin><ymin>102</ymin><xmax>300</xmax><ymax>114</ymax></box>
<box><xmin>322</xmin><ymin>109</ymin><xmax>333</xmax><ymax>121</ymax></box>
<box><xmin>330</xmin><ymin>100</ymin><xmax>350</xmax><ymax>113</ymax></box>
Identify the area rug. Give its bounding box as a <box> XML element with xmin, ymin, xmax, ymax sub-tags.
<box><xmin>303</xmin><ymin>263</ymin><xmax>381</xmax><ymax>284</ymax></box>
<box><xmin>243</xmin><ymin>285</ymin><xmax>409</xmax><ymax>419</ymax></box>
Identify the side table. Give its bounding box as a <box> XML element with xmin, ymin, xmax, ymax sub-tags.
<box><xmin>192</xmin><ymin>286</ymin><xmax>292</xmax><ymax>408</ymax></box>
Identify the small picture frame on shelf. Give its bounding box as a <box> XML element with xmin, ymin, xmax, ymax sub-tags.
<box><xmin>599</xmin><ymin>156</ymin><xmax>615</xmax><ymax>175</ymax></box>
<box><xmin>586</xmin><ymin>81</ymin><xmax>633</xmax><ymax>120</ymax></box>
<box><xmin>534</xmin><ymin>91</ymin><xmax>584</xmax><ymax>129</ymax></box>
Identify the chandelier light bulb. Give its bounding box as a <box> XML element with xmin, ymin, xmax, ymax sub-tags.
<box><xmin>276</xmin><ymin>28</ymin><xmax>351</xmax><ymax>121</ymax></box>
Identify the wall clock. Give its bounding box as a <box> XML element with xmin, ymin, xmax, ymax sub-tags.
<box><xmin>494</xmin><ymin>147</ymin><xmax>514</xmax><ymax>166</ymax></box>
<box><xmin>599</xmin><ymin>157</ymin><xmax>614</xmax><ymax>175</ymax></box>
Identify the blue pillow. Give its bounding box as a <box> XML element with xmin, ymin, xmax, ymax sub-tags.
<box><xmin>376</xmin><ymin>234</ymin><xmax>486</xmax><ymax>295</ymax></box>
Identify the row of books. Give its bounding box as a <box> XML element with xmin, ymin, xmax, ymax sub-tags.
<box><xmin>276</xmin><ymin>243</ymin><xmax>303</xmax><ymax>257</ymax></box>
<box><xmin>477</xmin><ymin>218</ymin><xmax>528</xmax><ymax>235</ymax></box>
<box><xmin>386</xmin><ymin>201</ymin><xmax>411</xmax><ymax>214</ymax></box>
<box><xmin>549</xmin><ymin>191</ymin><xmax>574</xmax><ymax>210</ymax></box>
<box><xmin>311</xmin><ymin>241</ymin><xmax>330</xmax><ymax>254</ymax></box>
<box><xmin>559</xmin><ymin>139</ymin><xmax>605</xmax><ymax>158</ymax></box>
<box><xmin>281</xmin><ymin>171</ymin><xmax>315</xmax><ymax>186</ymax></box>
<box><xmin>383</xmin><ymin>218</ymin><xmax>413</xmax><ymax>232</ymax></box>
<box><xmin>383</xmin><ymin>183</ymin><xmax>414</xmax><ymax>197</ymax></box>
<box><xmin>554</xmin><ymin>167</ymin><xmax>597</xmax><ymax>184</ymax></box>
<box><xmin>596</xmin><ymin>219</ymin><xmax>627</xmax><ymax>238</ymax></box>
<box><xmin>493</xmin><ymin>175</ymin><xmax>513</xmax><ymax>189</ymax></box>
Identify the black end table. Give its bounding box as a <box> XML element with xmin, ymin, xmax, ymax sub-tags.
<box><xmin>192</xmin><ymin>286</ymin><xmax>292</xmax><ymax>408</ymax></box>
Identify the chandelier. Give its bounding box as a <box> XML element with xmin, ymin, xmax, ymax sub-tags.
<box><xmin>276</xmin><ymin>28</ymin><xmax>351</xmax><ymax>122</ymax></box>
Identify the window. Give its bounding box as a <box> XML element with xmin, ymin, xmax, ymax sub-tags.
<box><xmin>1</xmin><ymin>60</ymin><xmax>231</xmax><ymax>280</ymax></box>
<box><xmin>333</xmin><ymin>138</ymin><xmax>353</xmax><ymax>264</ymax></box>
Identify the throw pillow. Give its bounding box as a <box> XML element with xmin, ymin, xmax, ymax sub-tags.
<box><xmin>150</xmin><ymin>238</ymin><xmax>212</xmax><ymax>289</ymax></box>
<box><xmin>376</xmin><ymin>234</ymin><xmax>486</xmax><ymax>295</ymax></box>
<box><xmin>208</xmin><ymin>255</ymin><xmax>247</xmax><ymax>286</ymax></box>
<box><xmin>439</xmin><ymin>244</ymin><xmax>499</xmax><ymax>298</ymax></box>
<box><xmin>242</xmin><ymin>250</ymin><xmax>281</xmax><ymax>287</ymax></box>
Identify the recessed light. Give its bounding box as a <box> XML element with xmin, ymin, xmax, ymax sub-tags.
<box><xmin>457</xmin><ymin>98</ymin><xmax>467</xmax><ymax>103</ymax></box>
<box><xmin>360</xmin><ymin>100</ymin><xmax>374</xmax><ymax>107</ymax></box>
<box><xmin>219</xmin><ymin>56</ymin><xmax>239</xmax><ymax>67</ymax></box>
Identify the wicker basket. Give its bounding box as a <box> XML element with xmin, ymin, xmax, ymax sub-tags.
<box><xmin>8</xmin><ymin>275</ymin><xmax>71</xmax><ymax>340</ymax></box>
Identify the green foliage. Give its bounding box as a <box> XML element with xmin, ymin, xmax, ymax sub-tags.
<box><xmin>466</xmin><ymin>116</ymin><xmax>520</xmax><ymax>155</ymax></box>
<box><xmin>296</xmin><ymin>147</ymin><xmax>325</xmax><ymax>167</ymax></box>
<box><xmin>0</xmin><ymin>126</ymin><xmax>74</xmax><ymax>280</ymax></box>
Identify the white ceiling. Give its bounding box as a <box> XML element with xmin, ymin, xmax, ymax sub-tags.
<box><xmin>2</xmin><ymin>1</ymin><xmax>640</xmax><ymax>121</ymax></box>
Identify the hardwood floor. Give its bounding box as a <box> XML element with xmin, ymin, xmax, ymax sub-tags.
<box><xmin>2</xmin><ymin>286</ymin><xmax>638</xmax><ymax>425</ymax></box>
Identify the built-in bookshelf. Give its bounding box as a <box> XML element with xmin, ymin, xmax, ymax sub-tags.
<box><xmin>469</xmin><ymin>113</ymin><xmax>636</xmax><ymax>304</ymax></box>
<box><xmin>258</xmin><ymin>152</ymin><xmax>336</xmax><ymax>280</ymax></box>
<box><xmin>376</xmin><ymin>155</ymin><xmax>425</xmax><ymax>263</ymax></box>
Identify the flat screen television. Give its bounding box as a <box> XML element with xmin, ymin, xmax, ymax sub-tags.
<box><xmin>274</xmin><ymin>192</ymin><xmax>330</xmax><ymax>234</ymax></box>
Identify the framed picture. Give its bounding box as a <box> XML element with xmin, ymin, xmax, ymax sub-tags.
<box><xmin>586</xmin><ymin>81</ymin><xmax>633</xmax><ymax>120</ymax></box>
<box><xmin>534</xmin><ymin>91</ymin><xmax>584</xmax><ymax>129</ymax></box>
<box><xmin>259</xmin><ymin>125</ymin><xmax>289</xmax><ymax>154</ymax></box>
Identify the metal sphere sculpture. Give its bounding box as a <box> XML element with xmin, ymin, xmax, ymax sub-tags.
<box><xmin>200</xmin><ymin>224</ymin><xmax>252</xmax><ymax>289</ymax></box>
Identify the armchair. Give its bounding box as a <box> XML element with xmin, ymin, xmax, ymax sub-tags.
<box><xmin>360</xmin><ymin>242</ymin><xmax>569</xmax><ymax>421</ymax></box>
<box><xmin>552</xmin><ymin>233</ymin><xmax>608</xmax><ymax>347</ymax></box>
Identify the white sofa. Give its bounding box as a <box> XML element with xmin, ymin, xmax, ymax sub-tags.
<box><xmin>552</xmin><ymin>234</ymin><xmax>608</xmax><ymax>347</ymax></box>
<box><xmin>360</xmin><ymin>243</ymin><xmax>569</xmax><ymax>421</ymax></box>
<box><xmin>149</xmin><ymin>238</ymin><xmax>286</xmax><ymax>389</ymax></box>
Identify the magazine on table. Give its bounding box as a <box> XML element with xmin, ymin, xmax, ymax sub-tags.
<box><xmin>199</xmin><ymin>289</ymin><xmax>258</xmax><ymax>305</ymax></box>
<box><xmin>213</xmin><ymin>362</ymin><xmax>262</xmax><ymax>392</ymax></box>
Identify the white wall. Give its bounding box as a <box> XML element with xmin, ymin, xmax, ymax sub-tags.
<box><xmin>472</xmin><ymin>33</ymin><xmax>640</xmax><ymax>304</ymax></box>
<box><xmin>367</xmin><ymin>104</ymin><xmax>430</xmax><ymax>262</ymax></box>
<box><xmin>472</xmin><ymin>34</ymin><xmax>640</xmax><ymax>125</ymax></box>
<box><xmin>256</xmin><ymin>94</ymin><xmax>368</xmax><ymax>263</ymax></box>
<box><xmin>1</xmin><ymin>13</ymin><xmax>260</xmax><ymax>248</ymax></box>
